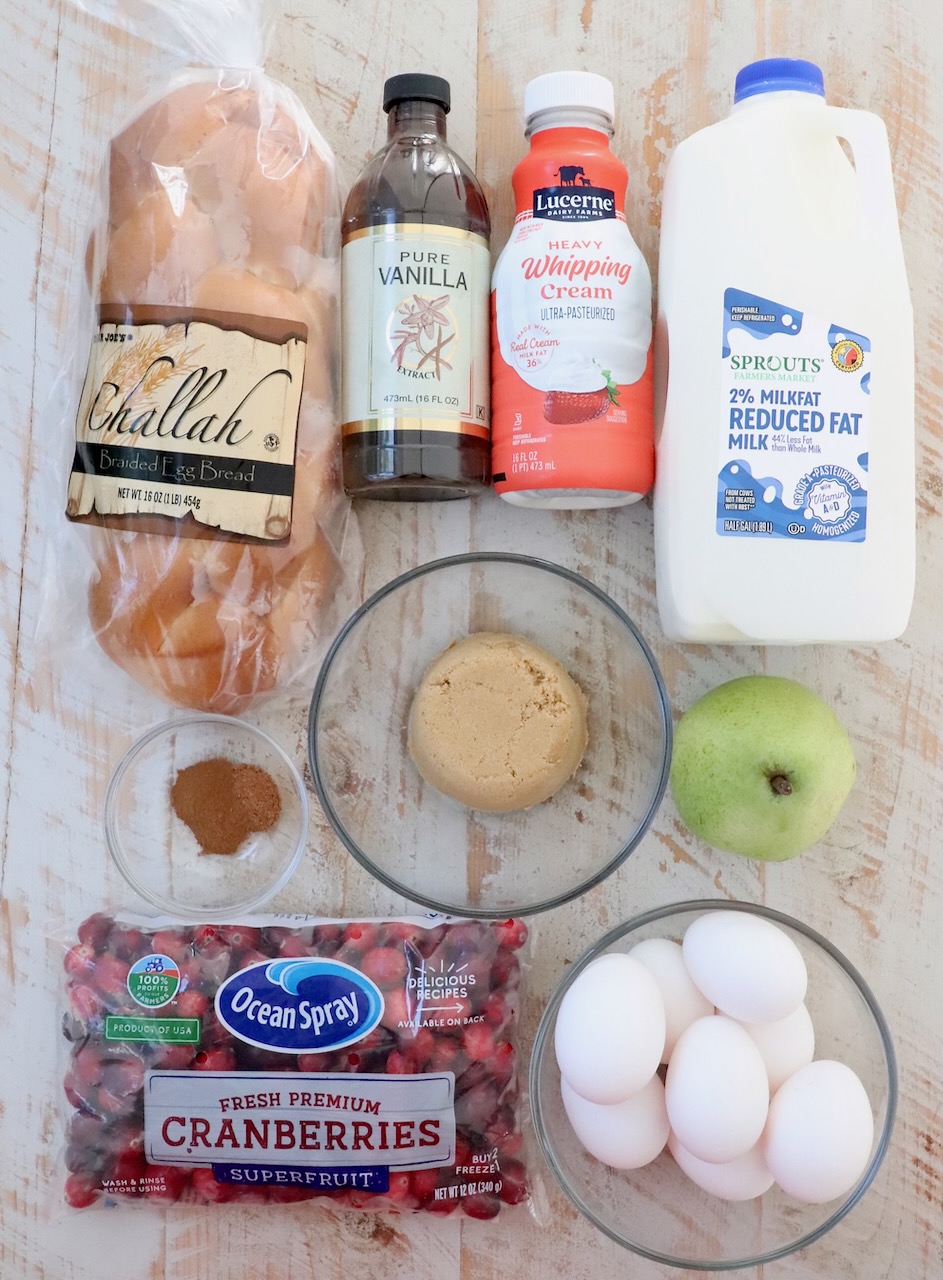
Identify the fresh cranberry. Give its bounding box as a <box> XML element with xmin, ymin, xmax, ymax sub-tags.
<box><xmin>192</xmin><ymin>1047</ymin><xmax>236</xmax><ymax>1072</ymax></box>
<box><xmin>96</xmin><ymin>1087</ymin><xmax>138</xmax><ymax>1119</ymax></box>
<box><xmin>149</xmin><ymin>1042</ymin><xmax>195</xmax><ymax>1069</ymax></box>
<box><xmin>91</xmin><ymin>953</ymin><xmax>131</xmax><ymax>999</ymax></box>
<box><xmin>380</xmin><ymin>986</ymin><xmax>414</xmax><ymax>1032</ymax></box>
<box><xmin>260</xmin><ymin>925</ymin><xmax>292</xmax><ymax>951</ymax></box>
<box><xmin>72</xmin><ymin>1045</ymin><xmax>105</xmax><ymax>1089</ymax></box>
<box><xmin>380</xmin><ymin>921</ymin><xmax>421</xmax><ymax>945</ymax></box>
<box><xmin>151</xmin><ymin>929</ymin><xmax>193</xmax><ymax>964</ymax></box>
<box><xmin>100</xmin><ymin>1056</ymin><xmax>146</xmax><ymax>1098</ymax></box>
<box><xmin>197</xmin><ymin>948</ymin><xmax>233</xmax><ymax>986</ymax></box>
<box><xmin>385</xmin><ymin>1048</ymin><xmax>418</xmax><ymax>1075</ymax></box>
<box><xmin>192</xmin><ymin>924</ymin><xmax>223</xmax><ymax>953</ymax></box>
<box><xmin>417</xmin><ymin>924</ymin><xmax>449</xmax><ymax>958</ymax></box>
<box><xmin>455</xmin><ymin>1080</ymin><xmax>499</xmax><ymax>1135</ymax></box>
<box><xmin>491</xmin><ymin>918</ymin><xmax>528</xmax><ymax>950</ymax></box>
<box><xmin>198</xmin><ymin>1010</ymin><xmax>230</xmax><ymax>1048</ymax></box>
<box><xmin>68</xmin><ymin>982</ymin><xmax>103</xmax><ymax>1023</ymax></box>
<box><xmin>64</xmin><ymin>1172</ymin><xmax>100</xmax><ymax>1208</ymax></box>
<box><xmin>461</xmin><ymin>1023</ymin><xmax>495</xmax><ymax>1062</ymax></box>
<box><xmin>410</xmin><ymin>1168</ymin><xmax>440</xmax><ymax>1204</ymax></box>
<box><xmin>191</xmin><ymin>1168</ymin><xmax>237</xmax><ymax>1202</ymax></box>
<box><xmin>360</xmin><ymin>946</ymin><xmax>408</xmax><ymax>986</ymax></box>
<box><xmin>174</xmin><ymin>988</ymin><xmax>208</xmax><ymax>1019</ymax></box>
<box><xmin>62</xmin><ymin>1072</ymin><xmax>83</xmax><ymax>1110</ymax></box>
<box><xmin>489</xmin><ymin>948</ymin><xmax>520</xmax><ymax>991</ymax></box>
<box><xmin>107</xmin><ymin>925</ymin><xmax>145</xmax><ymax>961</ymax></box>
<box><xmin>77</xmin><ymin>913</ymin><xmax>114</xmax><ymax>952</ymax></box>
<box><xmin>485</xmin><ymin>1109</ymin><xmax>523</xmax><ymax>1157</ymax></box>
<box><xmin>411</xmin><ymin>1026</ymin><xmax>437</xmax><ymax>1067</ymax></box>
<box><xmin>383</xmin><ymin>1172</ymin><xmax>418</xmax><ymax>1208</ymax></box>
<box><xmin>487</xmin><ymin>1040</ymin><xmax>515</xmax><ymax>1088</ymax></box>
<box><xmin>342</xmin><ymin>922</ymin><xmax>379</xmax><ymax>950</ymax></box>
<box><xmin>480</xmin><ymin>991</ymin><xmax>511</xmax><ymax>1029</ymax></box>
<box><xmin>237</xmin><ymin>1042</ymin><xmax>287</xmax><ymax>1071</ymax></box>
<box><xmin>275</xmin><ymin>933</ymin><xmax>310</xmax><ymax>958</ymax></box>
<box><xmin>297</xmin><ymin>1052</ymin><xmax>333</xmax><ymax>1072</ymax></box>
<box><xmin>216</xmin><ymin>925</ymin><xmax>262</xmax><ymax>952</ymax></box>
<box><xmin>234</xmin><ymin>948</ymin><xmax>269</xmax><ymax>971</ymax></box>
<box><xmin>176</xmin><ymin>957</ymin><xmax>203</xmax><ymax>990</ymax></box>
<box><xmin>64</xmin><ymin>944</ymin><xmax>98</xmax><ymax>978</ymax></box>
<box><xmin>429</xmin><ymin>1039</ymin><xmax>465</xmax><ymax>1074</ymax></box>
<box><xmin>498</xmin><ymin>1157</ymin><xmax>528</xmax><ymax>1205</ymax></box>
<box><xmin>463</xmin><ymin>1191</ymin><xmax>501</xmax><ymax>1219</ymax></box>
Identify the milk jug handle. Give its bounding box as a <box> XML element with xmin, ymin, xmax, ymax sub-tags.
<box><xmin>825</xmin><ymin>106</ymin><xmax>903</xmax><ymax>245</ymax></box>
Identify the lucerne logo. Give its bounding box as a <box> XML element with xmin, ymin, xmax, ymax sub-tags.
<box><xmin>215</xmin><ymin>958</ymin><xmax>385</xmax><ymax>1054</ymax></box>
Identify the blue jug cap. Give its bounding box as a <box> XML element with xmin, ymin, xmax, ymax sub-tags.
<box><xmin>734</xmin><ymin>58</ymin><xmax>825</xmax><ymax>103</ymax></box>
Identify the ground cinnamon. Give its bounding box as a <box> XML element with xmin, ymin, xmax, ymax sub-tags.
<box><xmin>170</xmin><ymin>757</ymin><xmax>282</xmax><ymax>855</ymax></box>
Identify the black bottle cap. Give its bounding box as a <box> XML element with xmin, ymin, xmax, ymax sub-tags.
<box><xmin>383</xmin><ymin>74</ymin><xmax>451</xmax><ymax>114</ymax></box>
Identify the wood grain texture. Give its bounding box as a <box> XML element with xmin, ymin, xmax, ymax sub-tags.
<box><xmin>2</xmin><ymin>0</ymin><xmax>942</xmax><ymax>1276</ymax></box>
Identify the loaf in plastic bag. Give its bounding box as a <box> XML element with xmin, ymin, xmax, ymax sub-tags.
<box><xmin>62</xmin><ymin>0</ymin><xmax>360</xmax><ymax>713</ymax></box>
<box><xmin>60</xmin><ymin>913</ymin><xmax>531</xmax><ymax>1215</ymax></box>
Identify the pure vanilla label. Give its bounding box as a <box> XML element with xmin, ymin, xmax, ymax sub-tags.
<box><xmin>67</xmin><ymin>305</ymin><xmax>307</xmax><ymax>543</ymax></box>
<box><xmin>341</xmin><ymin>224</ymin><xmax>490</xmax><ymax>439</ymax></box>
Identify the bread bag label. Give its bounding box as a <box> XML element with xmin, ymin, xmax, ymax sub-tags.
<box><xmin>67</xmin><ymin>305</ymin><xmax>307</xmax><ymax>543</ymax></box>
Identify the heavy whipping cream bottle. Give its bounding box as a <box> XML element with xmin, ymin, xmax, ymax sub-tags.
<box><xmin>655</xmin><ymin>58</ymin><xmax>914</xmax><ymax>642</ymax></box>
<box><xmin>491</xmin><ymin>72</ymin><xmax>654</xmax><ymax>508</ymax></box>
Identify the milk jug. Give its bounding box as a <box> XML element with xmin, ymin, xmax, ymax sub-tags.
<box><xmin>654</xmin><ymin>58</ymin><xmax>914</xmax><ymax>643</ymax></box>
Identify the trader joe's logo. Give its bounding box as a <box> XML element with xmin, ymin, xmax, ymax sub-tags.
<box><xmin>215</xmin><ymin>959</ymin><xmax>384</xmax><ymax>1053</ymax></box>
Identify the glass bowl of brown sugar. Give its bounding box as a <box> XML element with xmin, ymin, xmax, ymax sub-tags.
<box><xmin>105</xmin><ymin>715</ymin><xmax>309</xmax><ymax>918</ymax></box>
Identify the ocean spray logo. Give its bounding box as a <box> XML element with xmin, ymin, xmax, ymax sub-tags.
<box><xmin>215</xmin><ymin>959</ymin><xmax>384</xmax><ymax>1054</ymax></box>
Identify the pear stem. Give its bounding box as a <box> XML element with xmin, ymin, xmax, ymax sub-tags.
<box><xmin>769</xmin><ymin>774</ymin><xmax>793</xmax><ymax>796</ymax></box>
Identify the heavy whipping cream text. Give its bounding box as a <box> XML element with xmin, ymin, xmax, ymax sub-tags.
<box><xmin>491</xmin><ymin>73</ymin><xmax>654</xmax><ymax>506</ymax></box>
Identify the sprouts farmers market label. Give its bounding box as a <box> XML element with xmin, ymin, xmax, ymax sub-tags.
<box><xmin>717</xmin><ymin>288</ymin><xmax>870</xmax><ymax>542</ymax></box>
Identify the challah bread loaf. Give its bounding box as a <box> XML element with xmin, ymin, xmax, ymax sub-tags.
<box><xmin>79</xmin><ymin>72</ymin><xmax>353</xmax><ymax>713</ymax></box>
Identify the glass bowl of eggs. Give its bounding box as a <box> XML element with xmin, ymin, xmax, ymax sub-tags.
<box><xmin>308</xmin><ymin>553</ymin><xmax>671</xmax><ymax>917</ymax></box>
<box><xmin>530</xmin><ymin>899</ymin><xmax>897</xmax><ymax>1270</ymax></box>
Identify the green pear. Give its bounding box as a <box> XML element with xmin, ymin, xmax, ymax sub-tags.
<box><xmin>670</xmin><ymin>676</ymin><xmax>856</xmax><ymax>862</ymax></box>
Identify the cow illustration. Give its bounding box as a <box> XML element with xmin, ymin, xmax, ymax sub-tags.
<box><xmin>578</xmin><ymin>175</ymin><xmax>592</xmax><ymax>186</ymax></box>
<box><xmin>555</xmin><ymin>165</ymin><xmax>585</xmax><ymax>186</ymax></box>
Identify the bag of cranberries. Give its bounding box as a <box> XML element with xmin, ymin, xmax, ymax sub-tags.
<box><xmin>60</xmin><ymin>913</ymin><xmax>533</xmax><ymax>1217</ymax></box>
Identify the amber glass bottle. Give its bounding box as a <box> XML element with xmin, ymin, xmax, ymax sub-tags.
<box><xmin>341</xmin><ymin>74</ymin><xmax>491</xmax><ymax>500</ymax></box>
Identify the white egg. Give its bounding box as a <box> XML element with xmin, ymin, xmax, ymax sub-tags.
<box><xmin>668</xmin><ymin>1131</ymin><xmax>775</xmax><ymax>1200</ymax></box>
<box><xmin>739</xmin><ymin>1003</ymin><xmax>815</xmax><ymax>1092</ymax></box>
<box><xmin>763</xmin><ymin>1060</ymin><xmax>874</xmax><ymax>1203</ymax></box>
<box><xmin>629</xmin><ymin>937</ymin><xmax>714</xmax><ymax>1062</ymax></box>
<box><xmin>562</xmin><ymin>1074</ymin><xmax>670</xmax><ymax>1169</ymax></box>
<box><xmin>665</xmin><ymin>1015</ymin><xmax>769</xmax><ymax>1163</ymax></box>
<box><xmin>682</xmin><ymin>911</ymin><xmax>808</xmax><ymax>1022</ymax></box>
<box><xmin>554</xmin><ymin>953</ymin><xmax>666</xmax><ymax>1104</ymax></box>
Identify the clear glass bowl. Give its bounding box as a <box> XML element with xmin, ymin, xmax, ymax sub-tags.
<box><xmin>105</xmin><ymin>714</ymin><xmax>309</xmax><ymax>918</ymax></box>
<box><xmin>530</xmin><ymin>900</ymin><xmax>898</xmax><ymax>1270</ymax></box>
<box><xmin>308</xmin><ymin>553</ymin><xmax>671</xmax><ymax>916</ymax></box>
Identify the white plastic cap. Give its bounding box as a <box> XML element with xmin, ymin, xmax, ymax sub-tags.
<box><xmin>524</xmin><ymin>71</ymin><xmax>615</xmax><ymax>124</ymax></box>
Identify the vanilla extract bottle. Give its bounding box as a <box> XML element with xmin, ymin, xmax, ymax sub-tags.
<box><xmin>341</xmin><ymin>74</ymin><xmax>491</xmax><ymax>499</ymax></box>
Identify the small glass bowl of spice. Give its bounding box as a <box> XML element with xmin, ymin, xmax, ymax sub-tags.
<box><xmin>105</xmin><ymin>714</ymin><xmax>309</xmax><ymax>918</ymax></box>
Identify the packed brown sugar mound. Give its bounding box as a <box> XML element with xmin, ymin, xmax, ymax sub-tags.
<box><xmin>407</xmin><ymin>632</ymin><xmax>588</xmax><ymax>813</ymax></box>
